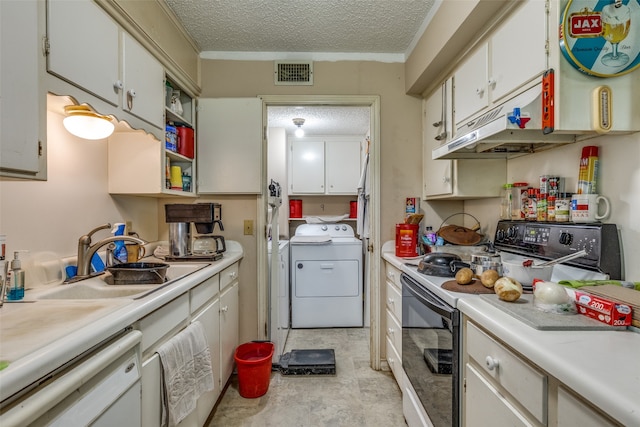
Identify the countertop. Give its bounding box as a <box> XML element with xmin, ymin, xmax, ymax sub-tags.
<box><xmin>0</xmin><ymin>242</ymin><xmax>243</xmax><ymax>403</ymax></box>
<box><xmin>381</xmin><ymin>243</ymin><xmax>640</xmax><ymax>426</ymax></box>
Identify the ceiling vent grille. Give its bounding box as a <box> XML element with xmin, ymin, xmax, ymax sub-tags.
<box><xmin>274</xmin><ymin>61</ymin><xmax>313</xmax><ymax>85</ymax></box>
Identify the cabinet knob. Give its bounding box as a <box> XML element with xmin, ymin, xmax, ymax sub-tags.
<box><xmin>432</xmin><ymin>120</ymin><xmax>443</xmax><ymax>127</ymax></box>
<box><xmin>230</xmin><ymin>271</ymin><xmax>238</xmax><ymax>279</ymax></box>
<box><xmin>485</xmin><ymin>356</ymin><xmax>499</xmax><ymax>371</ymax></box>
<box><xmin>442</xmin><ymin>176</ymin><xmax>450</xmax><ymax>184</ymax></box>
<box><xmin>488</xmin><ymin>78</ymin><xmax>497</xmax><ymax>88</ymax></box>
<box><xmin>434</xmin><ymin>131</ymin><xmax>447</xmax><ymax>141</ymax></box>
<box><xmin>476</xmin><ymin>87</ymin><xmax>485</xmax><ymax>96</ymax></box>
<box><xmin>387</xmin><ymin>327</ymin><xmax>395</xmax><ymax>335</ymax></box>
<box><xmin>221</xmin><ymin>305</ymin><xmax>229</xmax><ymax>313</ymax></box>
<box><xmin>387</xmin><ymin>297</ymin><xmax>394</xmax><ymax>305</ymax></box>
<box><xmin>126</xmin><ymin>89</ymin><xmax>136</xmax><ymax>110</ymax></box>
<box><xmin>114</xmin><ymin>80</ymin><xmax>123</xmax><ymax>90</ymax></box>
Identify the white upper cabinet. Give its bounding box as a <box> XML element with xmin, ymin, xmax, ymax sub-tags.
<box><xmin>197</xmin><ymin>98</ymin><xmax>263</xmax><ymax>194</ymax></box>
<box><xmin>47</xmin><ymin>0</ymin><xmax>120</xmax><ymax>106</ymax></box>
<box><xmin>290</xmin><ymin>139</ymin><xmax>325</xmax><ymax>194</ymax></box>
<box><xmin>289</xmin><ymin>137</ymin><xmax>362</xmax><ymax>195</ymax></box>
<box><xmin>454</xmin><ymin>0</ymin><xmax>547</xmax><ymax>127</ymax></box>
<box><xmin>122</xmin><ymin>33</ymin><xmax>164</xmax><ymax>128</ymax></box>
<box><xmin>0</xmin><ymin>0</ymin><xmax>46</xmax><ymax>179</ymax></box>
<box><xmin>47</xmin><ymin>0</ymin><xmax>164</xmax><ymax>128</ymax></box>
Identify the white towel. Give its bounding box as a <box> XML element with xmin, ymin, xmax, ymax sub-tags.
<box><xmin>157</xmin><ymin>321</ymin><xmax>214</xmax><ymax>427</ymax></box>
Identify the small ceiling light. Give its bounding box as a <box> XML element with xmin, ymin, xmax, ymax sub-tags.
<box><xmin>293</xmin><ymin>117</ymin><xmax>305</xmax><ymax>137</ymax></box>
<box><xmin>63</xmin><ymin>105</ymin><xmax>115</xmax><ymax>140</ymax></box>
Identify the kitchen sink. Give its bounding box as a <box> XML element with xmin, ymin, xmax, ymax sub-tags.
<box><xmin>33</xmin><ymin>262</ymin><xmax>210</xmax><ymax>300</ymax></box>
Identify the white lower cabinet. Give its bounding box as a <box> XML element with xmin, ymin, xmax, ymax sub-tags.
<box><xmin>384</xmin><ymin>261</ymin><xmax>403</xmax><ymax>388</ymax></box>
<box><xmin>139</xmin><ymin>262</ymin><xmax>240</xmax><ymax>427</ymax></box>
<box><xmin>463</xmin><ymin>318</ymin><xmax>621</xmax><ymax>427</ymax></box>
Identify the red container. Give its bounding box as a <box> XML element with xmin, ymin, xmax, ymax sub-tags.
<box><xmin>395</xmin><ymin>224</ymin><xmax>419</xmax><ymax>257</ymax></box>
<box><xmin>234</xmin><ymin>342</ymin><xmax>274</xmax><ymax>398</ymax></box>
<box><xmin>176</xmin><ymin>125</ymin><xmax>194</xmax><ymax>159</ymax></box>
<box><xmin>289</xmin><ymin>199</ymin><xmax>302</xmax><ymax>218</ymax></box>
<box><xmin>349</xmin><ymin>200</ymin><xmax>358</xmax><ymax>218</ymax></box>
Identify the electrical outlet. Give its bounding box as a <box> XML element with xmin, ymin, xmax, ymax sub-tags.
<box><xmin>125</xmin><ymin>221</ymin><xmax>133</xmax><ymax>234</ymax></box>
<box><xmin>244</xmin><ymin>220</ymin><xmax>254</xmax><ymax>235</ymax></box>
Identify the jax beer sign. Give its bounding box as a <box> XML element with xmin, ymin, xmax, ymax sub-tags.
<box><xmin>560</xmin><ymin>0</ymin><xmax>640</xmax><ymax>77</ymax></box>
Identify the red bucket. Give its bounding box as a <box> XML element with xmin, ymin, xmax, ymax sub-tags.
<box><xmin>289</xmin><ymin>199</ymin><xmax>302</xmax><ymax>218</ymax></box>
<box><xmin>234</xmin><ymin>342</ymin><xmax>274</xmax><ymax>398</ymax></box>
<box><xmin>395</xmin><ymin>224</ymin><xmax>419</xmax><ymax>257</ymax></box>
<box><xmin>176</xmin><ymin>125</ymin><xmax>194</xmax><ymax>159</ymax></box>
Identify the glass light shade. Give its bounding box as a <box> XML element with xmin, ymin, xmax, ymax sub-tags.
<box><xmin>295</xmin><ymin>127</ymin><xmax>304</xmax><ymax>137</ymax></box>
<box><xmin>63</xmin><ymin>106</ymin><xmax>115</xmax><ymax>140</ymax></box>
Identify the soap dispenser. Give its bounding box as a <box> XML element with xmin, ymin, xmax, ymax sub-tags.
<box><xmin>7</xmin><ymin>251</ymin><xmax>25</xmax><ymax>301</ymax></box>
<box><xmin>112</xmin><ymin>223</ymin><xmax>128</xmax><ymax>263</ymax></box>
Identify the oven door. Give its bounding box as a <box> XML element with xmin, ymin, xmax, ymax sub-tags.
<box><xmin>401</xmin><ymin>273</ymin><xmax>460</xmax><ymax>427</ymax></box>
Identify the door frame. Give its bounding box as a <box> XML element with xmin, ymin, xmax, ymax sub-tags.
<box><xmin>257</xmin><ymin>94</ymin><xmax>382</xmax><ymax>369</ymax></box>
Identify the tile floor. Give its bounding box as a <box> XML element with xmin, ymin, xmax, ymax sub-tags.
<box><xmin>207</xmin><ymin>328</ymin><xmax>406</xmax><ymax>426</ymax></box>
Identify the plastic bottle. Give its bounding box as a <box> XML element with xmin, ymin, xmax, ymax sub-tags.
<box><xmin>577</xmin><ymin>146</ymin><xmax>599</xmax><ymax>194</ymax></box>
<box><xmin>500</xmin><ymin>184</ymin><xmax>513</xmax><ymax>220</ymax></box>
<box><xmin>6</xmin><ymin>251</ymin><xmax>25</xmax><ymax>301</ymax></box>
<box><xmin>112</xmin><ymin>223</ymin><xmax>128</xmax><ymax>263</ymax></box>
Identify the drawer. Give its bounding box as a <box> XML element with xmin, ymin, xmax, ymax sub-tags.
<box><xmin>190</xmin><ymin>274</ymin><xmax>220</xmax><ymax>314</ymax></box>
<box><xmin>386</xmin><ymin>335</ymin><xmax>403</xmax><ymax>389</ymax></box>
<box><xmin>386</xmin><ymin>279</ymin><xmax>402</xmax><ymax>320</ymax></box>
<box><xmin>386</xmin><ymin>307</ymin><xmax>402</xmax><ymax>356</ymax></box>
<box><xmin>466</xmin><ymin>321</ymin><xmax>547</xmax><ymax>424</ymax></box>
<box><xmin>138</xmin><ymin>293</ymin><xmax>189</xmax><ymax>354</ymax></box>
<box><xmin>220</xmin><ymin>262</ymin><xmax>238</xmax><ymax>290</ymax></box>
<box><xmin>385</xmin><ymin>262</ymin><xmax>402</xmax><ymax>290</ymax></box>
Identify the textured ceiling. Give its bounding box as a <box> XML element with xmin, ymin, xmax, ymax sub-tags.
<box><xmin>165</xmin><ymin>0</ymin><xmax>438</xmax><ymax>58</ymax></box>
<box><xmin>268</xmin><ymin>105</ymin><xmax>370</xmax><ymax>137</ymax></box>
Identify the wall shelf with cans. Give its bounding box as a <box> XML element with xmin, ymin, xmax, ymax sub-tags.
<box><xmin>107</xmin><ymin>75</ymin><xmax>197</xmax><ymax>197</ymax></box>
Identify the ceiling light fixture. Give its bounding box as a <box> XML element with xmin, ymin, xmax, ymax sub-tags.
<box><xmin>293</xmin><ymin>117</ymin><xmax>305</xmax><ymax>137</ymax></box>
<box><xmin>63</xmin><ymin>105</ymin><xmax>115</xmax><ymax>140</ymax></box>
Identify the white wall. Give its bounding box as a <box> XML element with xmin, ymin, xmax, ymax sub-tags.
<box><xmin>0</xmin><ymin>96</ymin><xmax>158</xmax><ymax>262</ymax></box>
<box><xmin>466</xmin><ymin>132</ymin><xmax>640</xmax><ymax>280</ymax></box>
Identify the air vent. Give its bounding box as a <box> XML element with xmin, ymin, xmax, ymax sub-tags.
<box><xmin>274</xmin><ymin>61</ymin><xmax>313</xmax><ymax>85</ymax></box>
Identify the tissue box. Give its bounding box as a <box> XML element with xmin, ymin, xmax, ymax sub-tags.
<box><xmin>574</xmin><ymin>291</ymin><xmax>632</xmax><ymax>326</ymax></box>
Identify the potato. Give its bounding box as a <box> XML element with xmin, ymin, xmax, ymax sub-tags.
<box><xmin>480</xmin><ymin>269</ymin><xmax>500</xmax><ymax>288</ymax></box>
<box><xmin>455</xmin><ymin>267</ymin><xmax>474</xmax><ymax>285</ymax></box>
<box><xmin>494</xmin><ymin>277</ymin><xmax>523</xmax><ymax>302</ymax></box>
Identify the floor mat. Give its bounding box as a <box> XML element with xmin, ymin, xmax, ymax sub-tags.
<box><xmin>278</xmin><ymin>349</ymin><xmax>336</xmax><ymax>375</ymax></box>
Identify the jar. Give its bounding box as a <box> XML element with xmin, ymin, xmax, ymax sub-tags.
<box><xmin>555</xmin><ymin>193</ymin><xmax>572</xmax><ymax>222</ymax></box>
<box><xmin>547</xmin><ymin>195</ymin><xmax>556</xmax><ymax>222</ymax></box>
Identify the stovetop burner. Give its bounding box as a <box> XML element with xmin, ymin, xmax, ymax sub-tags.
<box><xmin>494</xmin><ymin>221</ymin><xmax>621</xmax><ymax>279</ymax></box>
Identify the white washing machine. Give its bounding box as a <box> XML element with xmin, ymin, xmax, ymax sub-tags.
<box><xmin>290</xmin><ymin>223</ymin><xmax>363</xmax><ymax>328</ymax></box>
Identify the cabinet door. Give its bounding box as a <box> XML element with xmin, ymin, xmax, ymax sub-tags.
<box><xmin>454</xmin><ymin>43</ymin><xmax>488</xmax><ymax>126</ymax></box>
<box><xmin>489</xmin><ymin>0</ymin><xmax>547</xmax><ymax>102</ymax></box>
<box><xmin>197</xmin><ymin>98</ymin><xmax>263</xmax><ymax>193</ymax></box>
<box><xmin>557</xmin><ymin>386</ymin><xmax>618</xmax><ymax>427</ymax></box>
<box><xmin>465</xmin><ymin>363</ymin><xmax>534</xmax><ymax>427</ymax></box>
<box><xmin>47</xmin><ymin>0</ymin><xmax>120</xmax><ymax>106</ymax></box>
<box><xmin>191</xmin><ymin>298</ymin><xmax>221</xmax><ymax>425</ymax></box>
<box><xmin>290</xmin><ymin>139</ymin><xmax>325</xmax><ymax>194</ymax></box>
<box><xmin>141</xmin><ymin>354</ymin><xmax>161</xmax><ymax>427</ymax></box>
<box><xmin>326</xmin><ymin>139</ymin><xmax>361</xmax><ymax>194</ymax></box>
<box><xmin>423</xmin><ymin>83</ymin><xmax>453</xmax><ymax>197</ymax></box>
<box><xmin>122</xmin><ymin>33</ymin><xmax>164</xmax><ymax>128</ymax></box>
<box><xmin>1</xmin><ymin>0</ymin><xmax>44</xmax><ymax>178</ymax></box>
<box><xmin>219</xmin><ymin>281</ymin><xmax>239</xmax><ymax>385</ymax></box>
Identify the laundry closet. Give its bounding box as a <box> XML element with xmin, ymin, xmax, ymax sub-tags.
<box><xmin>266</xmin><ymin>105</ymin><xmax>370</xmax><ymax>333</ymax></box>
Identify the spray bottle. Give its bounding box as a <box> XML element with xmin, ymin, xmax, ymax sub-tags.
<box><xmin>112</xmin><ymin>223</ymin><xmax>128</xmax><ymax>263</ymax></box>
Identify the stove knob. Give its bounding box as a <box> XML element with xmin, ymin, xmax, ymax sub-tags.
<box><xmin>496</xmin><ymin>229</ymin><xmax>506</xmax><ymax>242</ymax></box>
<box><xmin>507</xmin><ymin>226</ymin><xmax>517</xmax><ymax>239</ymax></box>
<box><xmin>559</xmin><ymin>231</ymin><xmax>573</xmax><ymax>245</ymax></box>
<box><xmin>321</xmin><ymin>225</ymin><xmax>328</xmax><ymax>231</ymax></box>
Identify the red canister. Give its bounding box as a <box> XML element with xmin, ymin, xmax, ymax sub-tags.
<box><xmin>395</xmin><ymin>224</ymin><xmax>419</xmax><ymax>257</ymax></box>
<box><xmin>349</xmin><ymin>201</ymin><xmax>358</xmax><ymax>218</ymax></box>
<box><xmin>176</xmin><ymin>125</ymin><xmax>194</xmax><ymax>159</ymax></box>
<box><xmin>289</xmin><ymin>199</ymin><xmax>302</xmax><ymax>218</ymax></box>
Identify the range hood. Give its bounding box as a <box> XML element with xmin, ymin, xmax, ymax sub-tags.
<box><xmin>432</xmin><ymin>83</ymin><xmax>577</xmax><ymax>160</ymax></box>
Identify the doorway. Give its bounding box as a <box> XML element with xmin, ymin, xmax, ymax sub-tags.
<box><xmin>258</xmin><ymin>95</ymin><xmax>382</xmax><ymax>369</ymax></box>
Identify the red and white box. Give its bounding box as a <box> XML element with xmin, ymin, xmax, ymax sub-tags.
<box><xmin>574</xmin><ymin>291</ymin><xmax>632</xmax><ymax>326</ymax></box>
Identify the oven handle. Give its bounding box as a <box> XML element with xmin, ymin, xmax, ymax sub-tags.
<box><xmin>401</xmin><ymin>273</ymin><xmax>456</xmax><ymax>321</ymax></box>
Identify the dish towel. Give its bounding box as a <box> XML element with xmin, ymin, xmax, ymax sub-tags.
<box><xmin>157</xmin><ymin>321</ymin><xmax>214</xmax><ymax>427</ymax></box>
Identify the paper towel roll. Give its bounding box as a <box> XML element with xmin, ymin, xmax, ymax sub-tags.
<box><xmin>170</xmin><ymin>166</ymin><xmax>183</xmax><ymax>190</ymax></box>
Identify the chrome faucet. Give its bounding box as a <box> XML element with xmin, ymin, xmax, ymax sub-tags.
<box><xmin>75</xmin><ymin>223</ymin><xmax>145</xmax><ymax>278</ymax></box>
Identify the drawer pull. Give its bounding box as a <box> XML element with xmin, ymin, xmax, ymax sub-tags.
<box><xmin>387</xmin><ymin>327</ymin><xmax>395</xmax><ymax>335</ymax></box>
<box><xmin>387</xmin><ymin>297</ymin><xmax>394</xmax><ymax>305</ymax></box>
<box><xmin>485</xmin><ymin>356</ymin><xmax>499</xmax><ymax>371</ymax></box>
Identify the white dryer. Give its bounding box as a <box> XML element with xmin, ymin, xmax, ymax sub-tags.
<box><xmin>290</xmin><ymin>223</ymin><xmax>363</xmax><ymax>328</ymax></box>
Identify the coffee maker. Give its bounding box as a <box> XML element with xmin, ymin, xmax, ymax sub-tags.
<box><xmin>164</xmin><ymin>203</ymin><xmax>225</xmax><ymax>261</ymax></box>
